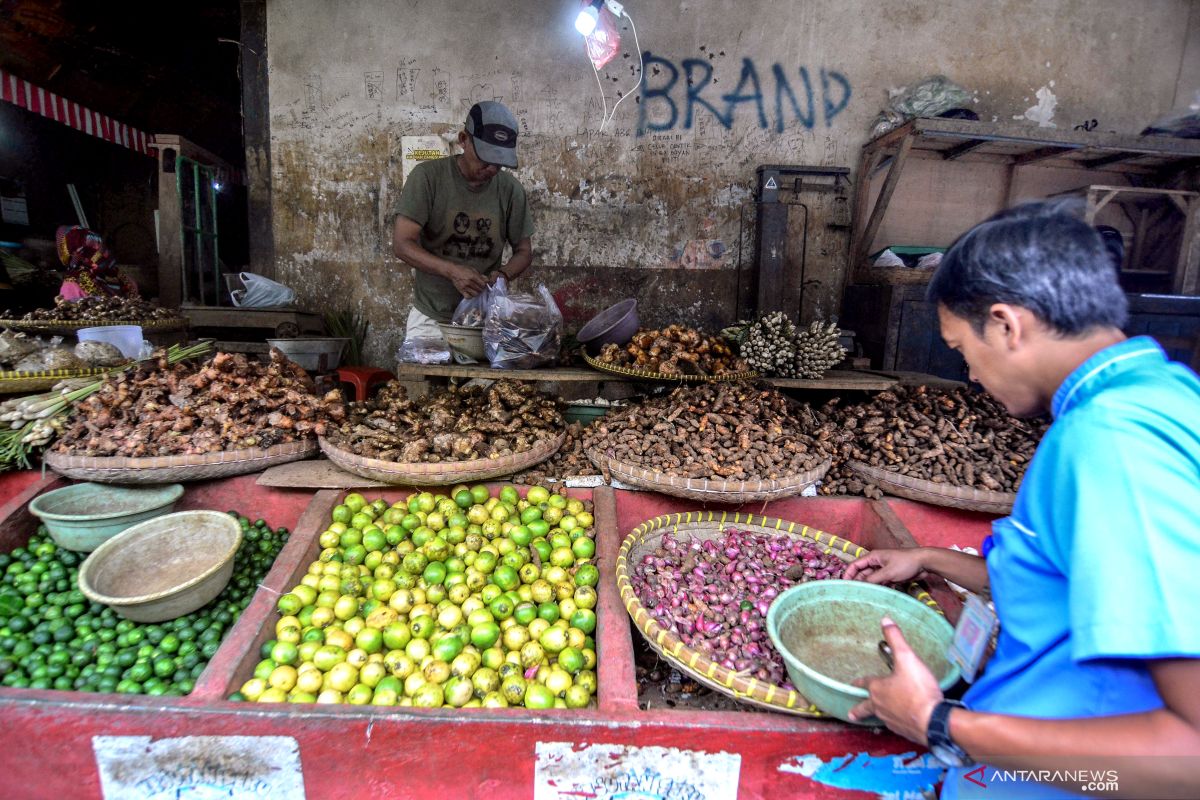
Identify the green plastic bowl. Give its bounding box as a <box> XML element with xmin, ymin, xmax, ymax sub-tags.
<box><xmin>29</xmin><ymin>482</ymin><xmax>185</xmax><ymax>552</ymax></box>
<box><xmin>766</xmin><ymin>579</ymin><xmax>960</xmax><ymax>724</ymax></box>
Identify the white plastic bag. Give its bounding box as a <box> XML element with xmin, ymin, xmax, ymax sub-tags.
<box><xmin>397</xmin><ymin>336</ymin><xmax>451</xmax><ymax>365</ymax></box>
<box><xmin>230</xmin><ymin>272</ymin><xmax>296</xmax><ymax>308</ymax></box>
<box><xmin>451</xmin><ymin>289</ymin><xmax>490</xmax><ymax>327</ymax></box>
<box><xmin>483</xmin><ymin>281</ymin><xmax>563</xmax><ymax>369</ymax></box>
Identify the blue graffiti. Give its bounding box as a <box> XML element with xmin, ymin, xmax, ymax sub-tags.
<box><xmin>638</xmin><ymin>53</ymin><xmax>851</xmax><ymax>135</ymax></box>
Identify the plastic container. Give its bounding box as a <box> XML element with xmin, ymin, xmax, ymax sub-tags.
<box><xmin>766</xmin><ymin>579</ymin><xmax>959</xmax><ymax>724</ymax></box>
<box><xmin>77</xmin><ymin>325</ymin><xmax>143</xmax><ymax>359</ymax></box>
<box><xmin>78</xmin><ymin>510</ymin><xmax>243</xmax><ymax>622</ymax></box>
<box><xmin>437</xmin><ymin>323</ymin><xmax>487</xmax><ymax>363</ymax></box>
<box><xmin>577</xmin><ymin>299</ymin><xmax>639</xmax><ymax>354</ymax></box>
<box><xmin>29</xmin><ymin>483</ymin><xmax>184</xmax><ymax>552</ymax></box>
<box><xmin>265</xmin><ymin>337</ymin><xmax>350</xmax><ymax>372</ymax></box>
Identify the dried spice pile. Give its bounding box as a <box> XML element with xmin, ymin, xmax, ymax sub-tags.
<box><xmin>326</xmin><ymin>380</ymin><xmax>563</xmax><ymax>463</ymax></box>
<box><xmin>53</xmin><ymin>349</ymin><xmax>344</xmax><ymax>457</ymax></box>
<box><xmin>512</xmin><ymin>422</ymin><xmax>596</xmax><ymax>483</ymax></box>
<box><xmin>586</xmin><ymin>382</ymin><xmax>826</xmax><ymax>481</ymax></box>
<box><xmin>13</xmin><ymin>295</ymin><xmax>179</xmax><ymax>322</ymax></box>
<box><xmin>597</xmin><ymin>326</ymin><xmax>748</xmax><ymax>376</ymax></box>
<box><xmin>814</xmin><ymin>385</ymin><xmax>1048</xmax><ymax>497</ymax></box>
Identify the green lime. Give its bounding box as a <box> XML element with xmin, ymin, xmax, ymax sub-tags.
<box><xmin>573</xmin><ymin>564</ymin><xmax>599</xmax><ymax>588</ymax></box>
<box><xmin>422</xmin><ymin>562</ymin><xmax>447</xmax><ymax>585</ymax></box>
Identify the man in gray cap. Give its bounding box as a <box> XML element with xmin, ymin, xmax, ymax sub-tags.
<box><xmin>393</xmin><ymin>100</ymin><xmax>534</xmax><ymax>341</ymax></box>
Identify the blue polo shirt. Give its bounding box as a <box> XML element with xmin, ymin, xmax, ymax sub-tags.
<box><xmin>946</xmin><ymin>337</ymin><xmax>1200</xmax><ymax>798</ymax></box>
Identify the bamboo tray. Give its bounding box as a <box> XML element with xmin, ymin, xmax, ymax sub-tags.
<box><xmin>318</xmin><ymin>431</ymin><xmax>565</xmax><ymax>485</ymax></box>
<box><xmin>588</xmin><ymin>449</ymin><xmax>830</xmax><ymax>503</ymax></box>
<box><xmin>582</xmin><ymin>352</ymin><xmax>757</xmax><ymax>383</ymax></box>
<box><xmin>848</xmin><ymin>460</ymin><xmax>1015</xmax><ymax>514</ymax></box>
<box><xmin>0</xmin><ymin>317</ymin><xmax>189</xmax><ymax>334</ymax></box>
<box><xmin>617</xmin><ymin>512</ymin><xmax>941</xmax><ymax>715</ymax></box>
<box><xmin>0</xmin><ymin>366</ymin><xmax>114</xmax><ymax>394</ymax></box>
<box><xmin>44</xmin><ymin>440</ymin><xmax>317</xmax><ymax>484</ymax></box>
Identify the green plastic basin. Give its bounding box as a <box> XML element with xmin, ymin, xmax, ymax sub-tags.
<box><xmin>766</xmin><ymin>579</ymin><xmax>960</xmax><ymax>724</ymax></box>
<box><xmin>29</xmin><ymin>482</ymin><xmax>185</xmax><ymax>552</ymax></box>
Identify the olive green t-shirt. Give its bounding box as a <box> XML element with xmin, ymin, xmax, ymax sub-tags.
<box><xmin>395</xmin><ymin>156</ymin><xmax>534</xmax><ymax>322</ymax></box>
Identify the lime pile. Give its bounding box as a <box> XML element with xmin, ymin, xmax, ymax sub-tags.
<box><xmin>238</xmin><ymin>484</ymin><xmax>599</xmax><ymax>708</ymax></box>
<box><xmin>0</xmin><ymin>514</ymin><xmax>288</xmax><ymax>695</ymax></box>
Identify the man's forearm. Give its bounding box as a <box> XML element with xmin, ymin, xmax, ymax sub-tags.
<box><xmin>920</xmin><ymin>547</ymin><xmax>990</xmax><ymax>595</ymax></box>
<box><xmin>952</xmin><ymin>708</ymin><xmax>1200</xmax><ymax>797</ymax></box>
<box><xmin>394</xmin><ymin>238</ymin><xmax>462</xmax><ymax>281</ymax></box>
<box><xmin>500</xmin><ymin>242</ymin><xmax>532</xmax><ymax>282</ymax></box>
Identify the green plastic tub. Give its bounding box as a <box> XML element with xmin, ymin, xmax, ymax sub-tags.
<box><xmin>766</xmin><ymin>579</ymin><xmax>959</xmax><ymax>724</ymax></box>
<box><xmin>29</xmin><ymin>482</ymin><xmax>185</xmax><ymax>552</ymax></box>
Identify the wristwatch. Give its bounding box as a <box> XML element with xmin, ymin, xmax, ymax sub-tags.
<box><xmin>927</xmin><ymin>699</ymin><xmax>974</xmax><ymax>767</ymax></box>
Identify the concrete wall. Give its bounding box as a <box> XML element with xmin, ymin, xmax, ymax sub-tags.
<box><xmin>265</xmin><ymin>0</ymin><xmax>1194</xmax><ymax>365</ymax></box>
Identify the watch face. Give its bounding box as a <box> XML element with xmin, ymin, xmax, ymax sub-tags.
<box><xmin>930</xmin><ymin>744</ymin><xmax>971</xmax><ymax>768</ymax></box>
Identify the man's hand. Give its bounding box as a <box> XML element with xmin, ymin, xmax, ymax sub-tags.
<box><xmin>844</xmin><ymin>548</ymin><xmax>927</xmax><ymax>584</ymax></box>
<box><xmin>848</xmin><ymin>617</ymin><xmax>943</xmax><ymax>742</ymax></box>
<box><xmin>450</xmin><ymin>265</ymin><xmax>488</xmax><ymax>298</ymax></box>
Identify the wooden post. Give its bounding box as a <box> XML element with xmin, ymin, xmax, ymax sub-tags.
<box><xmin>156</xmin><ymin>147</ymin><xmax>183</xmax><ymax>308</ymax></box>
<box><xmin>853</xmin><ymin>133</ymin><xmax>915</xmax><ymax>269</ymax></box>
<box><xmin>241</xmin><ymin>0</ymin><xmax>274</xmax><ymax>279</ymax></box>
<box><xmin>1175</xmin><ymin>197</ymin><xmax>1200</xmax><ymax>295</ymax></box>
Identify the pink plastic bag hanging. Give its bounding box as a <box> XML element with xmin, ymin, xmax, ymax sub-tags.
<box><xmin>584</xmin><ymin>2</ymin><xmax>621</xmax><ymax>70</ymax></box>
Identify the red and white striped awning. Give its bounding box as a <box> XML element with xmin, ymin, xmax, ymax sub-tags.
<box><xmin>0</xmin><ymin>68</ymin><xmax>154</xmax><ymax>156</ymax></box>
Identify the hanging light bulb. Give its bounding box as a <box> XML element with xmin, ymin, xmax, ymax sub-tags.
<box><xmin>575</xmin><ymin>0</ymin><xmax>601</xmax><ymax>36</ymax></box>
<box><xmin>575</xmin><ymin>0</ymin><xmax>624</xmax><ymax>36</ymax></box>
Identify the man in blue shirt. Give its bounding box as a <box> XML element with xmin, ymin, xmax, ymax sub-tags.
<box><xmin>844</xmin><ymin>201</ymin><xmax>1200</xmax><ymax>798</ymax></box>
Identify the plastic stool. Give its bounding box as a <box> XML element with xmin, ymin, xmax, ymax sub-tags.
<box><xmin>335</xmin><ymin>367</ymin><xmax>394</xmax><ymax>402</ymax></box>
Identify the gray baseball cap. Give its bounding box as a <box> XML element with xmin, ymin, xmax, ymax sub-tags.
<box><xmin>465</xmin><ymin>101</ymin><xmax>519</xmax><ymax>168</ymax></box>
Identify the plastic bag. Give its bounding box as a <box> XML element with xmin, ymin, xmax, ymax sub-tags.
<box><xmin>583</xmin><ymin>2</ymin><xmax>621</xmax><ymax>70</ymax></box>
<box><xmin>397</xmin><ymin>336</ymin><xmax>451</xmax><ymax>365</ymax></box>
<box><xmin>451</xmin><ymin>290</ymin><xmax>489</xmax><ymax>327</ymax></box>
<box><xmin>1142</xmin><ymin>91</ymin><xmax>1200</xmax><ymax>138</ymax></box>
<box><xmin>870</xmin><ymin>75</ymin><xmax>973</xmax><ymax>137</ymax></box>
<box><xmin>230</xmin><ymin>272</ymin><xmax>296</xmax><ymax>308</ymax></box>
<box><xmin>484</xmin><ymin>280</ymin><xmax>563</xmax><ymax>370</ymax></box>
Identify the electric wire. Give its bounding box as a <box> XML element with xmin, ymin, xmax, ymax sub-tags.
<box><xmin>601</xmin><ymin>12</ymin><xmax>643</xmax><ymax>131</ymax></box>
<box><xmin>585</xmin><ymin>10</ymin><xmax>644</xmax><ymax>133</ymax></box>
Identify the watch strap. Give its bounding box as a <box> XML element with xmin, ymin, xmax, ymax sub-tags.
<box><xmin>928</xmin><ymin>699</ymin><xmax>972</xmax><ymax>765</ymax></box>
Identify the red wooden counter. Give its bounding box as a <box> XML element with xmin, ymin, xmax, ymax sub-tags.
<box><xmin>0</xmin><ymin>471</ymin><xmax>994</xmax><ymax>800</ymax></box>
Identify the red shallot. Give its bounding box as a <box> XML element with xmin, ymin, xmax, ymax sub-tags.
<box><xmin>630</xmin><ymin>528</ymin><xmax>847</xmax><ymax>689</ymax></box>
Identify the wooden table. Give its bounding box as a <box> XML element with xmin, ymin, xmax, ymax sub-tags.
<box><xmin>393</xmin><ymin>363</ymin><xmax>905</xmax><ymax>391</ymax></box>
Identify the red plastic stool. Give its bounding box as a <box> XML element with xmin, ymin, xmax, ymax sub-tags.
<box><xmin>335</xmin><ymin>367</ymin><xmax>394</xmax><ymax>402</ymax></box>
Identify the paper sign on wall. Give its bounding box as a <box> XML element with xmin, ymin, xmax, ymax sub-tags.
<box><xmin>401</xmin><ymin>135</ymin><xmax>450</xmax><ymax>183</ymax></box>
<box><xmin>93</xmin><ymin>735</ymin><xmax>305</xmax><ymax>800</ymax></box>
<box><xmin>535</xmin><ymin>741</ymin><xmax>741</xmax><ymax>800</ymax></box>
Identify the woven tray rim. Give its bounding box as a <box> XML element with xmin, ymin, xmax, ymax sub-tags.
<box><xmin>588</xmin><ymin>449</ymin><xmax>831</xmax><ymax>502</ymax></box>
<box><xmin>847</xmin><ymin>460</ymin><xmax>1015</xmax><ymax>514</ymax></box>
<box><xmin>0</xmin><ymin>317</ymin><xmax>189</xmax><ymax>332</ymax></box>
<box><xmin>616</xmin><ymin>512</ymin><xmax>941</xmax><ymax>715</ymax></box>
<box><xmin>582</xmin><ymin>351</ymin><xmax>757</xmax><ymax>383</ymax></box>
<box><xmin>318</xmin><ymin>431</ymin><xmax>565</xmax><ymax>485</ymax></box>
<box><xmin>44</xmin><ymin>439</ymin><xmax>317</xmax><ymax>482</ymax></box>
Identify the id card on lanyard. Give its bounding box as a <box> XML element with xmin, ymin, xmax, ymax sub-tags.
<box><xmin>948</xmin><ymin>534</ymin><xmax>999</xmax><ymax>683</ymax></box>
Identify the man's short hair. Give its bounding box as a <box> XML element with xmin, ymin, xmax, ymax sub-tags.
<box><xmin>927</xmin><ymin>200</ymin><xmax>1128</xmax><ymax>335</ymax></box>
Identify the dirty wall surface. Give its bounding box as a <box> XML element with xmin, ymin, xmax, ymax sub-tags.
<box><xmin>266</xmin><ymin>0</ymin><xmax>1191</xmax><ymax>365</ymax></box>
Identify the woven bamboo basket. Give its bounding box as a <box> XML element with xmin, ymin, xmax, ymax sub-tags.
<box><xmin>582</xmin><ymin>352</ymin><xmax>757</xmax><ymax>383</ymax></box>
<box><xmin>0</xmin><ymin>366</ymin><xmax>114</xmax><ymax>394</ymax></box>
<box><xmin>588</xmin><ymin>449</ymin><xmax>831</xmax><ymax>503</ymax></box>
<box><xmin>44</xmin><ymin>440</ymin><xmax>317</xmax><ymax>484</ymax></box>
<box><xmin>318</xmin><ymin>431</ymin><xmax>566</xmax><ymax>485</ymax></box>
<box><xmin>0</xmin><ymin>317</ymin><xmax>189</xmax><ymax>334</ymax></box>
<box><xmin>847</xmin><ymin>461</ymin><xmax>1015</xmax><ymax>514</ymax></box>
<box><xmin>617</xmin><ymin>512</ymin><xmax>942</xmax><ymax>715</ymax></box>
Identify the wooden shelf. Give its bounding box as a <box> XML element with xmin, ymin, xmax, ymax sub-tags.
<box><xmin>848</xmin><ymin>119</ymin><xmax>1200</xmax><ymax>294</ymax></box>
<box><xmin>393</xmin><ymin>363</ymin><xmax>900</xmax><ymax>391</ymax></box>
